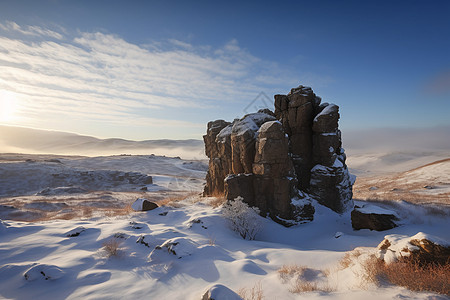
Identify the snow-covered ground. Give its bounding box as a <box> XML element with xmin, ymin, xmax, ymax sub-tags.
<box><xmin>0</xmin><ymin>154</ymin><xmax>206</xmax><ymax>221</ymax></box>
<box><xmin>0</xmin><ymin>153</ymin><xmax>449</xmax><ymax>299</ymax></box>
<box><xmin>353</xmin><ymin>158</ymin><xmax>450</xmax><ymax>206</ymax></box>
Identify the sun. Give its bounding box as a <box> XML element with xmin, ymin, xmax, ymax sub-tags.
<box><xmin>0</xmin><ymin>90</ymin><xmax>20</xmax><ymax>123</ymax></box>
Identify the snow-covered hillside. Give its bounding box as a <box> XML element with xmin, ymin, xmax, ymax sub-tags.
<box><xmin>353</xmin><ymin>158</ymin><xmax>450</xmax><ymax>205</ymax></box>
<box><xmin>0</xmin><ymin>153</ymin><xmax>449</xmax><ymax>299</ymax></box>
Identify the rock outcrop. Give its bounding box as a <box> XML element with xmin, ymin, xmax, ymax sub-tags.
<box><xmin>203</xmin><ymin>85</ymin><xmax>354</xmax><ymax>224</ymax></box>
<box><xmin>351</xmin><ymin>204</ymin><xmax>399</xmax><ymax>231</ymax></box>
<box><xmin>377</xmin><ymin>232</ymin><xmax>450</xmax><ymax>265</ymax></box>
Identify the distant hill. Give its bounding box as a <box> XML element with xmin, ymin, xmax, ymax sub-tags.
<box><xmin>353</xmin><ymin>158</ymin><xmax>450</xmax><ymax>205</ymax></box>
<box><xmin>0</xmin><ymin>125</ymin><xmax>205</xmax><ymax>159</ymax></box>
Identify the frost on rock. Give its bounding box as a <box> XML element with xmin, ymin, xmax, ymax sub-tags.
<box><xmin>204</xmin><ymin>84</ymin><xmax>354</xmax><ymax>225</ymax></box>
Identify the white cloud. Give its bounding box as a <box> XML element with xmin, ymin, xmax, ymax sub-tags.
<box><xmin>0</xmin><ymin>21</ymin><xmax>63</xmax><ymax>39</ymax></box>
<box><xmin>0</xmin><ymin>22</ymin><xmax>324</xmax><ymax>138</ymax></box>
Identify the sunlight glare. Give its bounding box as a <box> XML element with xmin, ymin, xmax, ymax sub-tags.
<box><xmin>0</xmin><ymin>90</ymin><xmax>20</xmax><ymax>123</ymax></box>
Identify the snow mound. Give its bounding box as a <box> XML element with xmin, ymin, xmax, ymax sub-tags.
<box><xmin>23</xmin><ymin>264</ymin><xmax>65</xmax><ymax>281</ymax></box>
<box><xmin>149</xmin><ymin>237</ymin><xmax>199</xmax><ymax>261</ymax></box>
<box><xmin>65</xmin><ymin>226</ymin><xmax>86</xmax><ymax>237</ymax></box>
<box><xmin>0</xmin><ymin>219</ymin><xmax>10</xmax><ymax>231</ymax></box>
<box><xmin>202</xmin><ymin>284</ymin><xmax>242</xmax><ymax>300</ymax></box>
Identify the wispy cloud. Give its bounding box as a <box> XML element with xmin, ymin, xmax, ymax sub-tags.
<box><xmin>0</xmin><ymin>21</ymin><xmax>63</xmax><ymax>39</ymax></box>
<box><xmin>0</xmin><ymin>22</ymin><xmax>322</xmax><ymax>138</ymax></box>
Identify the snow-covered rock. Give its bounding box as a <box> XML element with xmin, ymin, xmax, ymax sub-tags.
<box><xmin>23</xmin><ymin>264</ymin><xmax>65</xmax><ymax>281</ymax></box>
<box><xmin>377</xmin><ymin>232</ymin><xmax>450</xmax><ymax>264</ymax></box>
<box><xmin>65</xmin><ymin>226</ymin><xmax>86</xmax><ymax>237</ymax></box>
<box><xmin>201</xmin><ymin>284</ymin><xmax>243</xmax><ymax>300</ymax></box>
<box><xmin>148</xmin><ymin>237</ymin><xmax>199</xmax><ymax>261</ymax></box>
<box><xmin>131</xmin><ymin>198</ymin><xmax>158</xmax><ymax>211</ymax></box>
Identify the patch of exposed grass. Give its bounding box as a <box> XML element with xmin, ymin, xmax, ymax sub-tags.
<box><xmin>238</xmin><ymin>281</ymin><xmax>265</xmax><ymax>300</ymax></box>
<box><xmin>361</xmin><ymin>255</ymin><xmax>450</xmax><ymax>295</ymax></box>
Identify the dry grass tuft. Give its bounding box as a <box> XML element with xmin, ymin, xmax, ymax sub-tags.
<box><xmin>339</xmin><ymin>249</ymin><xmax>363</xmax><ymax>269</ymax></box>
<box><xmin>289</xmin><ymin>280</ymin><xmax>335</xmax><ymax>293</ymax></box>
<box><xmin>158</xmin><ymin>191</ymin><xmax>199</xmax><ymax>207</ymax></box>
<box><xmin>208</xmin><ymin>196</ymin><xmax>227</xmax><ymax>208</ymax></box>
<box><xmin>277</xmin><ymin>264</ymin><xmax>335</xmax><ymax>294</ymax></box>
<box><xmin>207</xmin><ymin>235</ymin><xmax>216</xmax><ymax>246</ymax></box>
<box><xmin>102</xmin><ymin>238</ymin><xmax>122</xmax><ymax>257</ymax></box>
<box><xmin>238</xmin><ymin>281</ymin><xmax>265</xmax><ymax>300</ymax></box>
<box><xmin>361</xmin><ymin>255</ymin><xmax>450</xmax><ymax>295</ymax></box>
<box><xmin>103</xmin><ymin>204</ymin><xmax>134</xmax><ymax>218</ymax></box>
<box><xmin>278</xmin><ymin>264</ymin><xmax>307</xmax><ymax>283</ymax></box>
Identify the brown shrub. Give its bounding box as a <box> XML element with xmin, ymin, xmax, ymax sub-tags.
<box><xmin>208</xmin><ymin>196</ymin><xmax>227</xmax><ymax>208</ymax></box>
<box><xmin>339</xmin><ymin>249</ymin><xmax>362</xmax><ymax>269</ymax></box>
<box><xmin>278</xmin><ymin>264</ymin><xmax>307</xmax><ymax>283</ymax></box>
<box><xmin>362</xmin><ymin>255</ymin><xmax>450</xmax><ymax>295</ymax></box>
<box><xmin>238</xmin><ymin>281</ymin><xmax>264</xmax><ymax>300</ymax></box>
<box><xmin>102</xmin><ymin>238</ymin><xmax>122</xmax><ymax>257</ymax></box>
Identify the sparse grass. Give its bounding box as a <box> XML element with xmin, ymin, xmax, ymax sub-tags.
<box><xmin>339</xmin><ymin>249</ymin><xmax>362</xmax><ymax>269</ymax></box>
<box><xmin>158</xmin><ymin>191</ymin><xmax>199</xmax><ymax>207</ymax></box>
<box><xmin>102</xmin><ymin>238</ymin><xmax>122</xmax><ymax>258</ymax></box>
<box><xmin>207</xmin><ymin>235</ymin><xmax>216</xmax><ymax>246</ymax></box>
<box><xmin>208</xmin><ymin>196</ymin><xmax>227</xmax><ymax>208</ymax></box>
<box><xmin>289</xmin><ymin>280</ymin><xmax>335</xmax><ymax>293</ymax></box>
<box><xmin>103</xmin><ymin>204</ymin><xmax>134</xmax><ymax>217</ymax></box>
<box><xmin>238</xmin><ymin>281</ymin><xmax>264</xmax><ymax>300</ymax></box>
<box><xmin>361</xmin><ymin>255</ymin><xmax>450</xmax><ymax>295</ymax></box>
<box><xmin>277</xmin><ymin>264</ymin><xmax>335</xmax><ymax>294</ymax></box>
<box><xmin>278</xmin><ymin>264</ymin><xmax>307</xmax><ymax>283</ymax></box>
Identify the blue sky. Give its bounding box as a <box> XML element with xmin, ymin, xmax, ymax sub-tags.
<box><xmin>0</xmin><ymin>0</ymin><xmax>449</xmax><ymax>140</ymax></box>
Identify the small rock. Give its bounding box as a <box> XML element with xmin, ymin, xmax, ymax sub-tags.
<box><xmin>65</xmin><ymin>226</ymin><xmax>86</xmax><ymax>237</ymax></box>
<box><xmin>335</xmin><ymin>231</ymin><xmax>344</xmax><ymax>238</ymax></box>
<box><xmin>131</xmin><ymin>198</ymin><xmax>158</xmax><ymax>211</ymax></box>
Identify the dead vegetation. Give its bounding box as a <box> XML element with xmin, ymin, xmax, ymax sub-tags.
<box><xmin>102</xmin><ymin>238</ymin><xmax>123</xmax><ymax>258</ymax></box>
<box><xmin>157</xmin><ymin>191</ymin><xmax>200</xmax><ymax>207</ymax></box>
<box><xmin>360</xmin><ymin>255</ymin><xmax>450</xmax><ymax>295</ymax></box>
<box><xmin>238</xmin><ymin>281</ymin><xmax>265</xmax><ymax>300</ymax></box>
<box><xmin>277</xmin><ymin>264</ymin><xmax>335</xmax><ymax>294</ymax></box>
<box><xmin>338</xmin><ymin>249</ymin><xmax>363</xmax><ymax>269</ymax></box>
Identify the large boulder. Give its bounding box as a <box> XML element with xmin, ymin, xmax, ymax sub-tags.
<box><xmin>351</xmin><ymin>204</ymin><xmax>399</xmax><ymax>231</ymax></box>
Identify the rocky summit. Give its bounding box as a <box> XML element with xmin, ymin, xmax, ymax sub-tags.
<box><xmin>203</xmin><ymin>85</ymin><xmax>354</xmax><ymax>225</ymax></box>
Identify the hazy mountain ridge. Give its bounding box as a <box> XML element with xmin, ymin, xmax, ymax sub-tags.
<box><xmin>0</xmin><ymin>125</ymin><xmax>205</xmax><ymax>159</ymax></box>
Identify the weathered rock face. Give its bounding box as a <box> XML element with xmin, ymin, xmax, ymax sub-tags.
<box><xmin>203</xmin><ymin>120</ymin><xmax>232</xmax><ymax>196</ymax></box>
<box><xmin>204</xmin><ymin>85</ymin><xmax>354</xmax><ymax>224</ymax></box>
